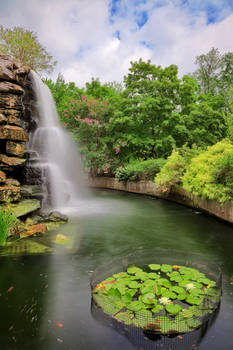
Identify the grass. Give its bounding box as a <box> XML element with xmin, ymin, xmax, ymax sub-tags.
<box><xmin>0</xmin><ymin>207</ymin><xmax>18</xmax><ymax>246</ymax></box>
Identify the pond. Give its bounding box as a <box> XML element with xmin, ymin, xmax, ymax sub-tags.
<box><xmin>0</xmin><ymin>189</ymin><xmax>233</xmax><ymax>350</ymax></box>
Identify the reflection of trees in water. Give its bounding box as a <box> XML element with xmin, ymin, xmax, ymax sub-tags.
<box><xmin>91</xmin><ymin>299</ymin><xmax>220</xmax><ymax>350</ymax></box>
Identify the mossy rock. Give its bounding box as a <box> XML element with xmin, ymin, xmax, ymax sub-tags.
<box><xmin>3</xmin><ymin>199</ymin><xmax>40</xmax><ymax>217</ymax></box>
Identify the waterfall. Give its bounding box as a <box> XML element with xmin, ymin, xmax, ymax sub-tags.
<box><xmin>28</xmin><ymin>71</ymin><xmax>86</xmax><ymax>213</ymax></box>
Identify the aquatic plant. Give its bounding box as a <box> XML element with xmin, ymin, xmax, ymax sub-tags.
<box><xmin>92</xmin><ymin>263</ymin><xmax>221</xmax><ymax>334</ymax></box>
<box><xmin>0</xmin><ymin>207</ymin><xmax>18</xmax><ymax>246</ymax></box>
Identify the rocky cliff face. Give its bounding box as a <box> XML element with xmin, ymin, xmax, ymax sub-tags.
<box><xmin>0</xmin><ymin>53</ymin><xmax>32</xmax><ymax>202</ymax></box>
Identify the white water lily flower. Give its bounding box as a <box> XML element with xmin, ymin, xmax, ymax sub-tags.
<box><xmin>186</xmin><ymin>283</ymin><xmax>195</xmax><ymax>290</ymax></box>
<box><xmin>159</xmin><ymin>297</ymin><xmax>171</xmax><ymax>305</ymax></box>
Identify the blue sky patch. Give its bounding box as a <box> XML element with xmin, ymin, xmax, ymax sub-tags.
<box><xmin>140</xmin><ymin>40</ymin><xmax>153</xmax><ymax>49</ymax></box>
<box><xmin>114</xmin><ymin>30</ymin><xmax>121</xmax><ymax>40</ymax></box>
<box><xmin>109</xmin><ymin>0</ymin><xmax>122</xmax><ymax>23</ymax></box>
<box><xmin>135</xmin><ymin>10</ymin><xmax>148</xmax><ymax>28</ymax></box>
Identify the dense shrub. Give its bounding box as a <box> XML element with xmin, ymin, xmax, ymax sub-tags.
<box><xmin>115</xmin><ymin>158</ymin><xmax>166</xmax><ymax>183</ymax></box>
<box><xmin>155</xmin><ymin>146</ymin><xmax>200</xmax><ymax>189</ymax></box>
<box><xmin>183</xmin><ymin>140</ymin><xmax>233</xmax><ymax>203</ymax></box>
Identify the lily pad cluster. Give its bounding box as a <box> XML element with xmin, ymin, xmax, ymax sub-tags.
<box><xmin>92</xmin><ymin>263</ymin><xmax>221</xmax><ymax>334</ymax></box>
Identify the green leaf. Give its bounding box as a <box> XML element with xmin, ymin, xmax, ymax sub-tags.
<box><xmin>147</xmin><ymin>272</ymin><xmax>159</xmax><ymax>279</ymax></box>
<box><xmin>161</xmin><ymin>290</ymin><xmax>177</xmax><ymax>299</ymax></box>
<box><xmin>140</xmin><ymin>285</ymin><xmax>154</xmax><ymax>295</ymax></box>
<box><xmin>113</xmin><ymin>272</ymin><xmax>129</xmax><ymax>278</ymax></box>
<box><xmin>186</xmin><ymin>318</ymin><xmax>202</xmax><ymax>329</ymax></box>
<box><xmin>108</xmin><ymin>288</ymin><xmax>121</xmax><ymax>299</ymax></box>
<box><xmin>165</xmin><ymin>303</ymin><xmax>182</xmax><ymax>315</ymax></box>
<box><xmin>141</xmin><ymin>293</ymin><xmax>156</xmax><ymax>304</ymax></box>
<box><xmin>128</xmin><ymin>281</ymin><xmax>141</xmax><ymax>289</ymax></box>
<box><xmin>170</xmin><ymin>286</ymin><xmax>185</xmax><ymax>295</ymax></box>
<box><xmin>135</xmin><ymin>271</ymin><xmax>149</xmax><ymax>280</ymax></box>
<box><xmin>161</xmin><ymin>264</ymin><xmax>173</xmax><ymax>273</ymax></box>
<box><xmin>134</xmin><ymin>309</ymin><xmax>153</xmax><ymax>328</ymax></box>
<box><xmin>158</xmin><ymin>278</ymin><xmax>171</xmax><ymax>288</ymax></box>
<box><xmin>177</xmin><ymin>293</ymin><xmax>188</xmax><ymax>301</ymax></box>
<box><xmin>185</xmin><ymin>295</ymin><xmax>202</xmax><ymax>305</ymax></box>
<box><xmin>127</xmin><ymin>301</ymin><xmax>144</xmax><ymax>312</ymax></box>
<box><xmin>122</xmin><ymin>292</ymin><xmax>133</xmax><ymax>303</ymax></box>
<box><xmin>114</xmin><ymin>311</ymin><xmax>134</xmax><ymax>324</ymax></box>
<box><xmin>181</xmin><ymin>309</ymin><xmax>194</xmax><ymax>318</ymax></box>
<box><xmin>148</xmin><ymin>264</ymin><xmax>161</xmax><ymax>271</ymax></box>
<box><xmin>127</xmin><ymin>265</ymin><xmax>143</xmax><ymax>274</ymax></box>
<box><xmin>152</xmin><ymin>304</ymin><xmax>164</xmax><ymax>313</ymax></box>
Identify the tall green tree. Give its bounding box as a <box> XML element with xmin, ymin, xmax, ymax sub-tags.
<box><xmin>193</xmin><ymin>47</ymin><xmax>221</xmax><ymax>94</ymax></box>
<box><xmin>0</xmin><ymin>26</ymin><xmax>57</xmax><ymax>74</ymax></box>
<box><xmin>114</xmin><ymin>59</ymin><xmax>192</xmax><ymax>159</ymax></box>
<box><xmin>192</xmin><ymin>47</ymin><xmax>233</xmax><ymax>94</ymax></box>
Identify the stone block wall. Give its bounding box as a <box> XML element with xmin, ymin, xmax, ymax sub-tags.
<box><xmin>0</xmin><ymin>53</ymin><xmax>32</xmax><ymax>202</ymax></box>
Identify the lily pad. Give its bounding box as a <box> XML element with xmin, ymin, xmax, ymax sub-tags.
<box><xmin>127</xmin><ymin>266</ymin><xmax>143</xmax><ymax>274</ymax></box>
<box><xmin>161</xmin><ymin>290</ymin><xmax>177</xmax><ymax>299</ymax></box>
<box><xmin>165</xmin><ymin>303</ymin><xmax>182</xmax><ymax>315</ymax></box>
<box><xmin>115</xmin><ymin>311</ymin><xmax>134</xmax><ymax>324</ymax></box>
<box><xmin>122</xmin><ymin>292</ymin><xmax>132</xmax><ymax>303</ymax></box>
<box><xmin>148</xmin><ymin>264</ymin><xmax>161</xmax><ymax>271</ymax></box>
<box><xmin>108</xmin><ymin>288</ymin><xmax>121</xmax><ymax>299</ymax></box>
<box><xmin>147</xmin><ymin>272</ymin><xmax>159</xmax><ymax>279</ymax></box>
<box><xmin>135</xmin><ymin>271</ymin><xmax>149</xmax><ymax>280</ymax></box>
<box><xmin>186</xmin><ymin>295</ymin><xmax>202</xmax><ymax>305</ymax></box>
<box><xmin>186</xmin><ymin>318</ymin><xmax>202</xmax><ymax>329</ymax></box>
<box><xmin>170</xmin><ymin>286</ymin><xmax>185</xmax><ymax>295</ymax></box>
<box><xmin>152</xmin><ymin>304</ymin><xmax>164</xmax><ymax>313</ymax></box>
<box><xmin>161</xmin><ymin>264</ymin><xmax>173</xmax><ymax>273</ymax></box>
<box><xmin>177</xmin><ymin>293</ymin><xmax>188</xmax><ymax>301</ymax></box>
<box><xmin>128</xmin><ymin>281</ymin><xmax>141</xmax><ymax>289</ymax></box>
<box><xmin>141</xmin><ymin>293</ymin><xmax>156</xmax><ymax>304</ymax></box>
<box><xmin>127</xmin><ymin>301</ymin><xmax>144</xmax><ymax>312</ymax></box>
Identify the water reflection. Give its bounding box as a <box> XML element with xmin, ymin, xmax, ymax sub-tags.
<box><xmin>0</xmin><ymin>190</ymin><xmax>232</xmax><ymax>349</ymax></box>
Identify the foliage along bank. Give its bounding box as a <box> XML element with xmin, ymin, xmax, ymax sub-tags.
<box><xmin>46</xmin><ymin>48</ymin><xmax>233</xmax><ymax>204</ymax></box>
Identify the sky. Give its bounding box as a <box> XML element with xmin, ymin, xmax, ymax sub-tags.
<box><xmin>0</xmin><ymin>0</ymin><xmax>233</xmax><ymax>87</ymax></box>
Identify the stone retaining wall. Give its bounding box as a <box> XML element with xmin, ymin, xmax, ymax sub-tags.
<box><xmin>0</xmin><ymin>53</ymin><xmax>31</xmax><ymax>202</ymax></box>
<box><xmin>88</xmin><ymin>176</ymin><xmax>233</xmax><ymax>224</ymax></box>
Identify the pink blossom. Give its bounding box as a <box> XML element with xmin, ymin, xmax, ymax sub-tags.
<box><xmin>115</xmin><ymin>145</ymin><xmax>120</xmax><ymax>154</ymax></box>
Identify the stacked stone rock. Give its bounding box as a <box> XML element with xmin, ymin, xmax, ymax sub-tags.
<box><xmin>0</xmin><ymin>53</ymin><xmax>30</xmax><ymax>202</ymax></box>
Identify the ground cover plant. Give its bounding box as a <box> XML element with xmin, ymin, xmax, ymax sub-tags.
<box><xmin>92</xmin><ymin>263</ymin><xmax>221</xmax><ymax>334</ymax></box>
<box><xmin>0</xmin><ymin>207</ymin><xmax>18</xmax><ymax>246</ymax></box>
<box><xmin>115</xmin><ymin>158</ymin><xmax>166</xmax><ymax>183</ymax></box>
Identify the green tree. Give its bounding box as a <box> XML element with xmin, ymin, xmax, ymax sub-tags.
<box><xmin>219</xmin><ymin>52</ymin><xmax>233</xmax><ymax>91</ymax></box>
<box><xmin>116</xmin><ymin>59</ymin><xmax>191</xmax><ymax>159</ymax></box>
<box><xmin>192</xmin><ymin>47</ymin><xmax>233</xmax><ymax>94</ymax></box>
<box><xmin>192</xmin><ymin>47</ymin><xmax>221</xmax><ymax>94</ymax></box>
<box><xmin>85</xmin><ymin>78</ymin><xmax>122</xmax><ymax>99</ymax></box>
<box><xmin>45</xmin><ymin>74</ymin><xmax>84</xmax><ymax>119</ymax></box>
<box><xmin>0</xmin><ymin>25</ymin><xmax>56</xmax><ymax>73</ymax></box>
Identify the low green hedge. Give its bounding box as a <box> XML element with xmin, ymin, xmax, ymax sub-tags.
<box><xmin>115</xmin><ymin>159</ymin><xmax>166</xmax><ymax>183</ymax></box>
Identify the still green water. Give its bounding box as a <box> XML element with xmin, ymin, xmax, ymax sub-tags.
<box><xmin>0</xmin><ymin>189</ymin><xmax>232</xmax><ymax>349</ymax></box>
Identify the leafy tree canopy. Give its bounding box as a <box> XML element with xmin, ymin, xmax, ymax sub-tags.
<box><xmin>0</xmin><ymin>25</ymin><xmax>57</xmax><ymax>74</ymax></box>
<box><xmin>192</xmin><ymin>47</ymin><xmax>233</xmax><ymax>94</ymax></box>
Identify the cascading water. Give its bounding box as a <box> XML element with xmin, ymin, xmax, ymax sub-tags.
<box><xmin>28</xmin><ymin>71</ymin><xmax>86</xmax><ymax>213</ymax></box>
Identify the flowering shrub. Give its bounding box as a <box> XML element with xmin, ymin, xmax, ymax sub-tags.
<box><xmin>62</xmin><ymin>95</ymin><xmax>114</xmax><ymax>174</ymax></box>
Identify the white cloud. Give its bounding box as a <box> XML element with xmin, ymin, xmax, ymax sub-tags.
<box><xmin>0</xmin><ymin>0</ymin><xmax>232</xmax><ymax>86</ymax></box>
